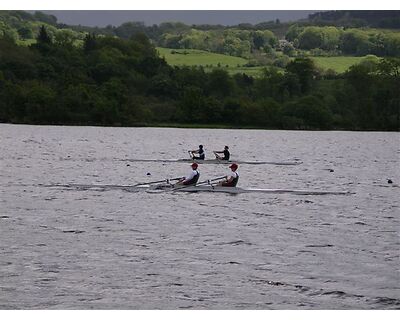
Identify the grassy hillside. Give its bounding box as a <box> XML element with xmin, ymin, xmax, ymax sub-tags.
<box><xmin>157</xmin><ymin>47</ymin><xmax>267</xmax><ymax>77</ymax></box>
<box><xmin>158</xmin><ymin>47</ymin><xmax>367</xmax><ymax>76</ymax></box>
<box><xmin>157</xmin><ymin>47</ymin><xmax>248</xmax><ymax>67</ymax></box>
<box><xmin>311</xmin><ymin>56</ymin><xmax>365</xmax><ymax>73</ymax></box>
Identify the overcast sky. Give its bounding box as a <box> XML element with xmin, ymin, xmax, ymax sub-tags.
<box><xmin>41</xmin><ymin>11</ymin><xmax>318</xmax><ymax>27</ymax></box>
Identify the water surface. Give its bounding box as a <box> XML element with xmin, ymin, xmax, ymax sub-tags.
<box><xmin>0</xmin><ymin>124</ymin><xmax>399</xmax><ymax>309</ymax></box>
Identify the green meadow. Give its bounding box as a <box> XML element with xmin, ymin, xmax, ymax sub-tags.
<box><xmin>157</xmin><ymin>47</ymin><xmax>248</xmax><ymax>67</ymax></box>
<box><xmin>158</xmin><ymin>47</ymin><xmax>366</xmax><ymax>76</ymax></box>
<box><xmin>157</xmin><ymin>47</ymin><xmax>265</xmax><ymax>76</ymax></box>
<box><xmin>311</xmin><ymin>56</ymin><xmax>365</xmax><ymax>73</ymax></box>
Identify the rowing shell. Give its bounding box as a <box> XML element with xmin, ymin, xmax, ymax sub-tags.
<box><xmin>122</xmin><ymin>158</ymin><xmax>302</xmax><ymax>166</ymax></box>
<box><xmin>145</xmin><ymin>184</ymin><xmax>351</xmax><ymax>195</ymax></box>
<box><xmin>44</xmin><ymin>183</ymin><xmax>351</xmax><ymax>195</ymax></box>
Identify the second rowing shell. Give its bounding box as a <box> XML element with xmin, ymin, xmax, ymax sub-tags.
<box><xmin>121</xmin><ymin>158</ymin><xmax>302</xmax><ymax>165</ymax></box>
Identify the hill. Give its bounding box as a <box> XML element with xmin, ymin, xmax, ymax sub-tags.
<box><xmin>0</xmin><ymin>11</ymin><xmax>88</xmax><ymax>45</ymax></box>
<box><xmin>307</xmin><ymin>10</ymin><xmax>400</xmax><ymax>28</ymax></box>
<box><xmin>0</xmin><ymin>12</ymin><xmax>399</xmax><ymax>131</ymax></box>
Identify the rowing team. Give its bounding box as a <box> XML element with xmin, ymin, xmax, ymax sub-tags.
<box><xmin>189</xmin><ymin>145</ymin><xmax>230</xmax><ymax>161</ymax></box>
<box><xmin>175</xmin><ymin>162</ymin><xmax>239</xmax><ymax>187</ymax></box>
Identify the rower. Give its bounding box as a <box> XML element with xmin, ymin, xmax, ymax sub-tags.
<box><xmin>175</xmin><ymin>163</ymin><xmax>200</xmax><ymax>186</ymax></box>
<box><xmin>218</xmin><ymin>163</ymin><xmax>239</xmax><ymax>187</ymax></box>
<box><xmin>189</xmin><ymin>145</ymin><xmax>205</xmax><ymax>160</ymax></box>
<box><xmin>213</xmin><ymin>145</ymin><xmax>230</xmax><ymax>161</ymax></box>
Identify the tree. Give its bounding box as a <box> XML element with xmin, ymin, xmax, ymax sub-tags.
<box><xmin>207</xmin><ymin>69</ymin><xmax>235</xmax><ymax>98</ymax></box>
<box><xmin>285</xmin><ymin>24</ymin><xmax>303</xmax><ymax>42</ymax></box>
<box><xmin>36</xmin><ymin>25</ymin><xmax>52</xmax><ymax>45</ymax></box>
<box><xmin>358</xmin><ymin>55</ymin><xmax>380</xmax><ymax>72</ymax></box>
<box><xmin>298</xmin><ymin>27</ymin><xmax>324</xmax><ymax>50</ymax></box>
<box><xmin>83</xmin><ymin>33</ymin><xmax>97</xmax><ymax>53</ymax></box>
<box><xmin>378</xmin><ymin>57</ymin><xmax>400</xmax><ymax>78</ymax></box>
<box><xmin>34</xmin><ymin>11</ymin><xmax>57</xmax><ymax>26</ymax></box>
<box><xmin>178</xmin><ymin>86</ymin><xmax>206</xmax><ymax>122</ymax></box>
<box><xmin>283</xmin><ymin>95</ymin><xmax>333</xmax><ymax>129</ymax></box>
<box><xmin>282</xmin><ymin>42</ymin><xmax>296</xmax><ymax>56</ymax></box>
<box><xmin>340</xmin><ymin>29</ymin><xmax>371</xmax><ymax>55</ymax></box>
<box><xmin>286</xmin><ymin>58</ymin><xmax>317</xmax><ymax>94</ymax></box>
<box><xmin>54</xmin><ymin>29</ymin><xmax>76</xmax><ymax>47</ymax></box>
<box><xmin>17</xmin><ymin>26</ymin><xmax>33</xmax><ymax>40</ymax></box>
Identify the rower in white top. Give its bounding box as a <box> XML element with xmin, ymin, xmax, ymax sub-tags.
<box><xmin>217</xmin><ymin>163</ymin><xmax>239</xmax><ymax>187</ymax></box>
<box><xmin>175</xmin><ymin>163</ymin><xmax>200</xmax><ymax>186</ymax></box>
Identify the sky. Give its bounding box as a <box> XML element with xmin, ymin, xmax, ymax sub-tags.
<box><xmin>41</xmin><ymin>11</ymin><xmax>318</xmax><ymax>27</ymax></box>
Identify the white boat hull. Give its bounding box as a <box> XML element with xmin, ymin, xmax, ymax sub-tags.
<box><xmin>123</xmin><ymin>158</ymin><xmax>302</xmax><ymax>165</ymax></box>
<box><xmin>150</xmin><ymin>184</ymin><xmax>351</xmax><ymax>195</ymax></box>
<box><xmin>47</xmin><ymin>183</ymin><xmax>351</xmax><ymax>195</ymax></box>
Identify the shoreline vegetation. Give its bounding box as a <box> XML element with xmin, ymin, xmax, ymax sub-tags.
<box><xmin>1</xmin><ymin>121</ymin><xmax>398</xmax><ymax>132</ymax></box>
<box><xmin>0</xmin><ymin>11</ymin><xmax>399</xmax><ymax>131</ymax></box>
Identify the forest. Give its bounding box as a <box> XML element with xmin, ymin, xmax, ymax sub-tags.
<box><xmin>0</xmin><ymin>11</ymin><xmax>399</xmax><ymax>130</ymax></box>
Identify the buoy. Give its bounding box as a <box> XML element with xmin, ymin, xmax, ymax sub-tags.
<box><xmin>329</xmin><ymin>169</ymin><xmax>334</xmax><ymax>172</ymax></box>
<box><xmin>126</xmin><ymin>164</ymin><xmax>130</xmax><ymax>167</ymax></box>
<box><xmin>388</xmin><ymin>179</ymin><xmax>393</xmax><ymax>184</ymax></box>
<box><xmin>147</xmin><ymin>172</ymin><xmax>151</xmax><ymax>176</ymax></box>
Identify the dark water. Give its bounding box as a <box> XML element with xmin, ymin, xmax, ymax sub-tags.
<box><xmin>0</xmin><ymin>124</ymin><xmax>399</xmax><ymax>309</ymax></box>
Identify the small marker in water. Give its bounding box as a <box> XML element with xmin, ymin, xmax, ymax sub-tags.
<box><xmin>126</xmin><ymin>164</ymin><xmax>130</xmax><ymax>166</ymax></box>
<box><xmin>388</xmin><ymin>179</ymin><xmax>393</xmax><ymax>184</ymax></box>
<box><xmin>147</xmin><ymin>172</ymin><xmax>151</xmax><ymax>176</ymax></box>
<box><xmin>329</xmin><ymin>169</ymin><xmax>334</xmax><ymax>172</ymax></box>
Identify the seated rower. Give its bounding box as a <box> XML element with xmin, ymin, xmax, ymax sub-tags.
<box><xmin>218</xmin><ymin>163</ymin><xmax>239</xmax><ymax>187</ymax></box>
<box><xmin>213</xmin><ymin>145</ymin><xmax>230</xmax><ymax>161</ymax></box>
<box><xmin>175</xmin><ymin>163</ymin><xmax>200</xmax><ymax>186</ymax></box>
<box><xmin>189</xmin><ymin>145</ymin><xmax>205</xmax><ymax>160</ymax></box>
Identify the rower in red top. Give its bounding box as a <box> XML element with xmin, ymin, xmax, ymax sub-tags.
<box><xmin>218</xmin><ymin>163</ymin><xmax>239</xmax><ymax>187</ymax></box>
<box><xmin>175</xmin><ymin>163</ymin><xmax>200</xmax><ymax>186</ymax></box>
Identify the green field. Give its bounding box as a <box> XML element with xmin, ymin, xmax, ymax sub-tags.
<box><xmin>311</xmin><ymin>56</ymin><xmax>365</xmax><ymax>73</ymax></box>
<box><xmin>158</xmin><ymin>47</ymin><xmax>366</xmax><ymax>76</ymax></box>
<box><xmin>157</xmin><ymin>47</ymin><xmax>248</xmax><ymax>67</ymax></box>
<box><xmin>156</xmin><ymin>47</ymin><xmax>271</xmax><ymax>77</ymax></box>
<box><xmin>157</xmin><ymin>47</ymin><xmax>270</xmax><ymax>77</ymax></box>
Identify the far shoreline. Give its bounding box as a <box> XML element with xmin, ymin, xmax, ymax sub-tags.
<box><xmin>1</xmin><ymin>121</ymin><xmax>399</xmax><ymax>132</ymax></box>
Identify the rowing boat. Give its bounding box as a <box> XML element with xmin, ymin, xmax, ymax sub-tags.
<box><xmin>145</xmin><ymin>184</ymin><xmax>351</xmax><ymax>195</ymax></box>
<box><xmin>45</xmin><ymin>183</ymin><xmax>351</xmax><ymax>195</ymax></box>
<box><xmin>122</xmin><ymin>158</ymin><xmax>302</xmax><ymax>166</ymax></box>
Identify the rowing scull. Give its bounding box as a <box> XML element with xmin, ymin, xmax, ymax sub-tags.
<box><xmin>143</xmin><ymin>184</ymin><xmax>351</xmax><ymax>195</ymax></box>
<box><xmin>121</xmin><ymin>158</ymin><xmax>302</xmax><ymax>166</ymax></box>
<box><xmin>46</xmin><ymin>183</ymin><xmax>352</xmax><ymax>195</ymax></box>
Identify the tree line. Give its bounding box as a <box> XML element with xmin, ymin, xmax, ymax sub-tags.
<box><xmin>0</xmin><ymin>27</ymin><xmax>399</xmax><ymax>130</ymax></box>
<box><xmin>286</xmin><ymin>25</ymin><xmax>400</xmax><ymax>56</ymax></box>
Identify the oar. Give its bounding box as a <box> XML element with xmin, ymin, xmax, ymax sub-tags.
<box><xmin>133</xmin><ymin>177</ymin><xmax>182</xmax><ymax>187</ymax></box>
<box><xmin>213</xmin><ymin>151</ymin><xmax>223</xmax><ymax>161</ymax></box>
<box><xmin>171</xmin><ymin>176</ymin><xmax>227</xmax><ymax>192</ymax></box>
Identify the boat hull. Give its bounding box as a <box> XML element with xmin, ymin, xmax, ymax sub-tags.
<box><xmin>123</xmin><ymin>158</ymin><xmax>302</xmax><ymax>165</ymax></box>
<box><xmin>151</xmin><ymin>184</ymin><xmax>350</xmax><ymax>195</ymax></box>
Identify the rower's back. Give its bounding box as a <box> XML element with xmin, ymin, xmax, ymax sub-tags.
<box><xmin>183</xmin><ymin>169</ymin><xmax>200</xmax><ymax>185</ymax></box>
<box><xmin>222</xmin><ymin>171</ymin><xmax>239</xmax><ymax>187</ymax></box>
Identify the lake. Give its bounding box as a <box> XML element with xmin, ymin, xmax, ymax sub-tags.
<box><xmin>0</xmin><ymin>124</ymin><xmax>399</xmax><ymax>309</ymax></box>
